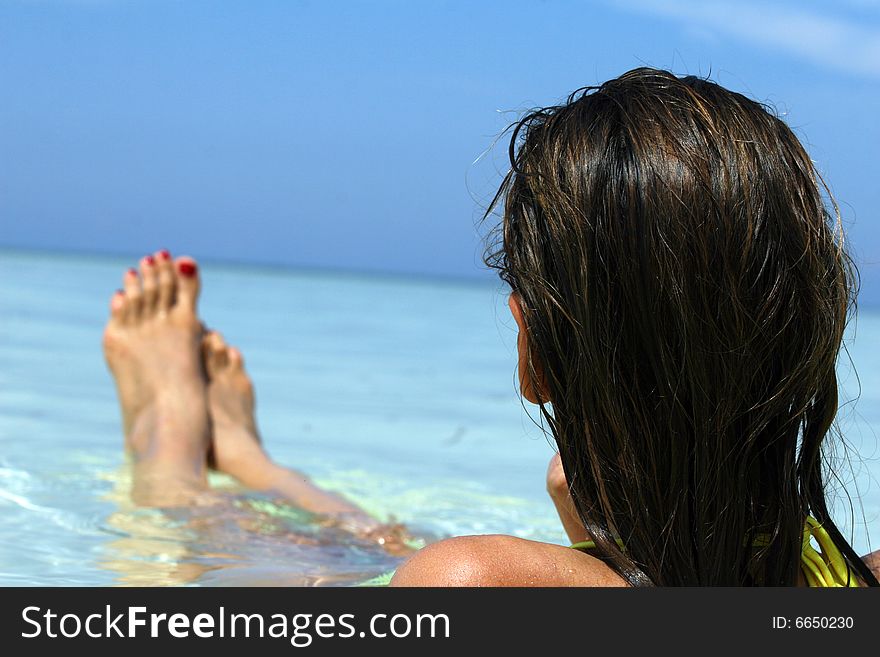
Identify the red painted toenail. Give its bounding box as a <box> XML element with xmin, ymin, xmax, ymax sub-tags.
<box><xmin>127</xmin><ymin>268</ymin><xmax>137</xmax><ymax>276</ymax></box>
<box><xmin>178</xmin><ymin>262</ymin><xmax>197</xmax><ymax>277</ymax></box>
<box><xmin>159</xmin><ymin>250</ymin><xmax>171</xmax><ymax>260</ymax></box>
<box><xmin>145</xmin><ymin>255</ymin><xmax>155</xmax><ymax>265</ymax></box>
<box><xmin>116</xmin><ymin>289</ymin><xmax>124</xmax><ymax>296</ymax></box>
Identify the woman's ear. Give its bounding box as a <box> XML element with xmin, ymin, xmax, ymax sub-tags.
<box><xmin>508</xmin><ymin>292</ymin><xmax>550</xmax><ymax>404</ymax></box>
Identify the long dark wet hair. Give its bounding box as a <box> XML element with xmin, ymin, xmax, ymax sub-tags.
<box><xmin>484</xmin><ymin>67</ymin><xmax>879</xmax><ymax>586</ymax></box>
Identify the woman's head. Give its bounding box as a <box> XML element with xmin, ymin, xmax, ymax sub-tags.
<box><xmin>486</xmin><ymin>67</ymin><xmax>874</xmax><ymax>585</ymax></box>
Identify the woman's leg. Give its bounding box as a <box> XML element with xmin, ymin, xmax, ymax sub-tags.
<box><xmin>202</xmin><ymin>323</ymin><xmax>414</xmax><ymax>554</ymax></box>
<box><xmin>203</xmin><ymin>330</ymin><xmax>368</xmax><ymax>518</ymax></box>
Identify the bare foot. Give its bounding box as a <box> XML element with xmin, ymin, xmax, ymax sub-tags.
<box><xmin>103</xmin><ymin>250</ymin><xmax>210</xmax><ymax>506</ymax></box>
<box><xmin>202</xmin><ymin>330</ymin><xmax>272</xmax><ymax>486</ymax></box>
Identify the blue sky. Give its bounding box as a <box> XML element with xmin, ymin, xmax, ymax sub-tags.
<box><xmin>2</xmin><ymin>0</ymin><xmax>880</xmax><ymax>302</ymax></box>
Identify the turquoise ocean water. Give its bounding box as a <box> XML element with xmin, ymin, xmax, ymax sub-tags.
<box><xmin>0</xmin><ymin>249</ymin><xmax>878</xmax><ymax>585</ymax></box>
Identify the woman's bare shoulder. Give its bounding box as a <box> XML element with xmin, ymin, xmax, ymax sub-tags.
<box><xmin>390</xmin><ymin>534</ymin><xmax>628</xmax><ymax>587</ymax></box>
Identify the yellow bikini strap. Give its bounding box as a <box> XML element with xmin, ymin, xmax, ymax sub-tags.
<box><xmin>569</xmin><ymin>538</ymin><xmax>624</xmax><ymax>552</ymax></box>
<box><xmin>800</xmin><ymin>516</ymin><xmax>859</xmax><ymax>587</ymax></box>
<box><xmin>569</xmin><ymin>516</ymin><xmax>860</xmax><ymax>587</ymax></box>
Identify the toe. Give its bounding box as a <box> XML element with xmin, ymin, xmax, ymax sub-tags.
<box><xmin>123</xmin><ymin>268</ymin><xmax>142</xmax><ymax>322</ymax></box>
<box><xmin>203</xmin><ymin>331</ymin><xmax>229</xmax><ymax>376</ymax></box>
<box><xmin>156</xmin><ymin>249</ymin><xmax>175</xmax><ymax>312</ymax></box>
<box><xmin>110</xmin><ymin>289</ymin><xmax>126</xmax><ymax>323</ymax></box>
<box><xmin>208</xmin><ymin>330</ymin><xmax>226</xmax><ymax>350</ymax></box>
<box><xmin>228</xmin><ymin>347</ymin><xmax>244</xmax><ymax>370</ymax></box>
<box><xmin>174</xmin><ymin>256</ymin><xmax>201</xmax><ymax>311</ymax></box>
<box><xmin>140</xmin><ymin>254</ymin><xmax>159</xmax><ymax>316</ymax></box>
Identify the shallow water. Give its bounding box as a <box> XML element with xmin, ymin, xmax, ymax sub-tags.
<box><xmin>0</xmin><ymin>249</ymin><xmax>878</xmax><ymax>585</ymax></box>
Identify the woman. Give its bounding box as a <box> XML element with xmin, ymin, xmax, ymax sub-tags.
<box><xmin>105</xmin><ymin>67</ymin><xmax>880</xmax><ymax>586</ymax></box>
